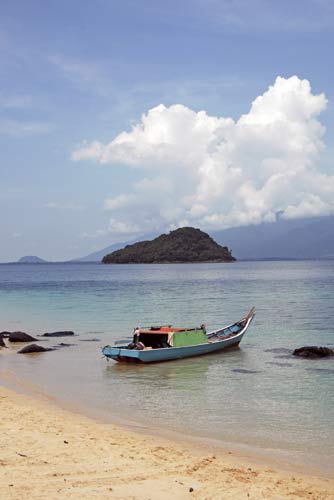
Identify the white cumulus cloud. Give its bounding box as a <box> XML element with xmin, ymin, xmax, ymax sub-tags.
<box><xmin>72</xmin><ymin>76</ymin><xmax>333</xmax><ymax>235</ymax></box>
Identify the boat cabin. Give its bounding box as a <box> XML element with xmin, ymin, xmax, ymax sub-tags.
<box><xmin>133</xmin><ymin>326</ymin><xmax>208</xmax><ymax>349</ymax></box>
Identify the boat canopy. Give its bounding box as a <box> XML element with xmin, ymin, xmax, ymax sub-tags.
<box><xmin>170</xmin><ymin>329</ymin><xmax>208</xmax><ymax>347</ymax></box>
<box><xmin>137</xmin><ymin>326</ymin><xmax>208</xmax><ymax>348</ymax></box>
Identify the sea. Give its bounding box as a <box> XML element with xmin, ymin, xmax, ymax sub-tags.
<box><xmin>0</xmin><ymin>261</ymin><xmax>333</xmax><ymax>476</ymax></box>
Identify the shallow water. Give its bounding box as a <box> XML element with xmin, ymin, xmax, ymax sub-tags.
<box><xmin>0</xmin><ymin>261</ymin><xmax>333</xmax><ymax>474</ymax></box>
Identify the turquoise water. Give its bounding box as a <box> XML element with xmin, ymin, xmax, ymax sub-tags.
<box><xmin>0</xmin><ymin>261</ymin><xmax>333</xmax><ymax>474</ymax></box>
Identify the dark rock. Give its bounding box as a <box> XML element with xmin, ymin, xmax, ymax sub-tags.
<box><xmin>8</xmin><ymin>331</ymin><xmax>38</xmax><ymax>342</ymax></box>
<box><xmin>41</xmin><ymin>331</ymin><xmax>75</xmax><ymax>337</ymax></box>
<box><xmin>18</xmin><ymin>344</ymin><xmax>54</xmax><ymax>354</ymax></box>
<box><xmin>0</xmin><ymin>336</ymin><xmax>7</xmax><ymax>348</ymax></box>
<box><xmin>293</xmin><ymin>346</ymin><xmax>334</xmax><ymax>358</ymax></box>
<box><xmin>80</xmin><ymin>338</ymin><xmax>101</xmax><ymax>342</ymax></box>
<box><xmin>232</xmin><ymin>369</ymin><xmax>261</xmax><ymax>374</ymax></box>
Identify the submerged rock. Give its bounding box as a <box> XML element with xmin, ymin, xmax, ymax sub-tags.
<box><xmin>293</xmin><ymin>346</ymin><xmax>334</xmax><ymax>358</ymax></box>
<box><xmin>80</xmin><ymin>338</ymin><xmax>100</xmax><ymax>342</ymax></box>
<box><xmin>17</xmin><ymin>344</ymin><xmax>54</xmax><ymax>354</ymax></box>
<box><xmin>232</xmin><ymin>369</ymin><xmax>261</xmax><ymax>374</ymax></box>
<box><xmin>267</xmin><ymin>361</ymin><xmax>293</xmax><ymax>368</ymax></box>
<box><xmin>41</xmin><ymin>331</ymin><xmax>75</xmax><ymax>337</ymax></box>
<box><xmin>306</xmin><ymin>368</ymin><xmax>334</xmax><ymax>374</ymax></box>
<box><xmin>8</xmin><ymin>331</ymin><xmax>38</xmax><ymax>342</ymax></box>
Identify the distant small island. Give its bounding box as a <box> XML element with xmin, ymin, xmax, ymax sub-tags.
<box><xmin>102</xmin><ymin>227</ymin><xmax>235</xmax><ymax>264</ymax></box>
<box><xmin>18</xmin><ymin>256</ymin><xmax>48</xmax><ymax>264</ymax></box>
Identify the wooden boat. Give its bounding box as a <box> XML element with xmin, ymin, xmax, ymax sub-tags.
<box><xmin>102</xmin><ymin>307</ymin><xmax>255</xmax><ymax>364</ymax></box>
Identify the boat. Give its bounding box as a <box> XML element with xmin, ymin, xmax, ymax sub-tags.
<box><xmin>102</xmin><ymin>307</ymin><xmax>255</xmax><ymax>363</ymax></box>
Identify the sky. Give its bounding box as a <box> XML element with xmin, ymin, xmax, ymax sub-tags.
<box><xmin>0</xmin><ymin>0</ymin><xmax>333</xmax><ymax>261</ymax></box>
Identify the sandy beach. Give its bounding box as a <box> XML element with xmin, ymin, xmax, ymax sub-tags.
<box><xmin>0</xmin><ymin>385</ymin><xmax>333</xmax><ymax>500</ymax></box>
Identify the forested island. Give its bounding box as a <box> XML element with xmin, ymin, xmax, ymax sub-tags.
<box><xmin>102</xmin><ymin>227</ymin><xmax>235</xmax><ymax>264</ymax></box>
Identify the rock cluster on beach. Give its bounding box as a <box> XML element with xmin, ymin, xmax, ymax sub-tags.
<box><xmin>0</xmin><ymin>330</ymin><xmax>79</xmax><ymax>354</ymax></box>
<box><xmin>102</xmin><ymin>227</ymin><xmax>236</xmax><ymax>264</ymax></box>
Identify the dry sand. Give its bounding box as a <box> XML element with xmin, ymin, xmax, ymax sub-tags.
<box><xmin>0</xmin><ymin>385</ymin><xmax>333</xmax><ymax>500</ymax></box>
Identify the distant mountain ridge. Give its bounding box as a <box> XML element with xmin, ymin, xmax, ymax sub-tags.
<box><xmin>102</xmin><ymin>227</ymin><xmax>235</xmax><ymax>263</ymax></box>
<box><xmin>74</xmin><ymin>242</ymin><xmax>127</xmax><ymax>262</ymax></box>
<box><xmin>212</xmin><ymin>216</ymin><xmax>334</xmax><ymax>260</ymax></box>
<box><xmin>74</xmin><ymin>232</ymin><xmax>159</xmax><ymax>262</ymax></box>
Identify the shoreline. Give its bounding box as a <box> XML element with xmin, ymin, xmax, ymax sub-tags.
<box><xmin>1</xmin><ymin>383</ymin><xmax>333</xmax><ymax>499</ymax></box>
<box><xmin>1</xmin><ymin>362</ymin><xmax>332</xmax><ymax>480</ymax></box>
<box><xmin>1</xmin><ymin>356</ymin><xmax>334</xmax><ymax>479</ymax></box>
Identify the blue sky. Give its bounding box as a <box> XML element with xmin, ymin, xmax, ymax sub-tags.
<box><xmin>1</xmin><ymin>0</ymin><xmax>333</xmax><ymax>261</ymax></box>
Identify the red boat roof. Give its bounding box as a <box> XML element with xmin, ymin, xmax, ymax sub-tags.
<box><xmin>139</xmin><ymin>327</ymin><xmax>199</xmax><ymax>334</ymax></box>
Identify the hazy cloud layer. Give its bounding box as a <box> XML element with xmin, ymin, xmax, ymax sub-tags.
<box><xmin>0</xmin><ymin>119</ymin><xmax>51</xmax><ymax>136</ymax></box>
<box><xmin>73</xmin><ymin>76</ymin><xmax>333</xmax><ymax>236</ymax></box>
<box><xmin>0</xmin><ymin>93</ymin><xmax>32</xmax><ymax>108</ymax></box>
<box><xmin>45</xmin><ymin>202</ymin><xmax>84</xmax><ymax>211</ymax></box>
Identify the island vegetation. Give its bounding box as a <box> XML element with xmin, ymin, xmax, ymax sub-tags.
<box><xmin>102</xmin><ymin>227</ymin><xmax>235</xmax><ymax>264</ymax></box>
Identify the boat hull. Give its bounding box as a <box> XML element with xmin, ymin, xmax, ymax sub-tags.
<box><xmin>105</xmin><ymin>338</ymin><xmax>242</xmax><ymax>363</ymax></box>
<box><xmin>103</xmin><ymin>309</ymin><xmax>254</xmax><ymax>364</ymax></box>
<box><xmin>103</xmin><ymin>336</ymin><xmax>242</xmax><ymax>363</ymax></box>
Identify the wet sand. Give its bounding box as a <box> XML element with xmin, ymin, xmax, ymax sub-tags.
<box><xmin>0</xmin><ymin>385</ymin><xmax>333</xmax><ymax>500</ymax></box>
